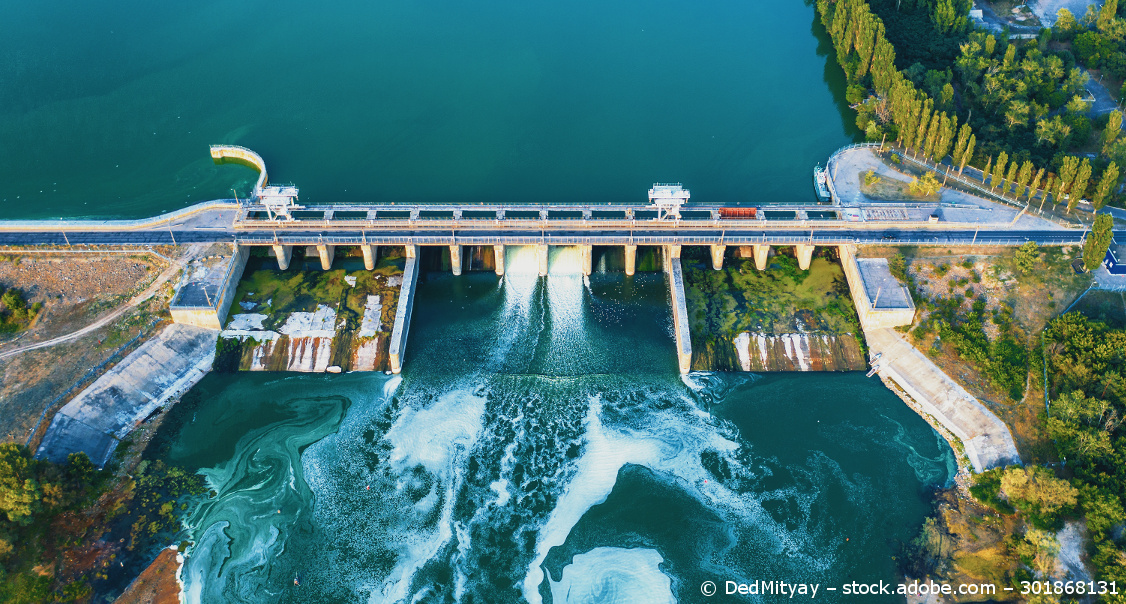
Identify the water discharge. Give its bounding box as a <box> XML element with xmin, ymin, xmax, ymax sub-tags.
<box><xmin>163</xmin><ymin>257</ymin><xmax>954</xmax><ymax>602</ymax></box>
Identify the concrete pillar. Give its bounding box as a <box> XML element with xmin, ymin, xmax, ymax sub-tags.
<box><xmin>361</xmin><ymin>244</ymin><xmax>378</xmax><ymax>270</ymax></box>
<box><xmin>579</xmin><ymin>245</ymin><xmax>593</xmax><ymax>276</ymax></box>
<box><xmin>710</xmin><ymin>245</ymin><xmax>726</xmax><ymax>271</ymax></box>
<box><xmin>404</xmin><ymin>244</ymin><xmax>417</xmax><ymax>259</ymax></box>
<box><xmin>796</xmin><ymin>244</ymin><xmax>815</xmax><ymax>270</ymax></box>
<box><xmin>493</xmin><ymin>244</ymin><xmax>506</xmax><ymax>276</ymax></box>
<box><xmin>316</xmin><ymin>244</ymin><xmax>335</xmax><ymax>270</ymax></box>
<box><xmin>624</xmin><ymin>245</ymin><xmax>637</xmax><ymax>276</ymax></box>
<box><xmin>271</xmin><ymin>244</ymin><xmax>292</xmax><ymax>270</ymax></box>
<box><xmin>753</xmin><ymin>244</ymin><xmax>770</xmax><ymax>271</ymax></box>
<box><xmin>537</xmin><ymin>244</ymin><xmax>549</xmax><ymax>277</ymax></box>
<box><xmin>450</xmin><ymin>244</ymin><xmax>462</xmax><ymax>276</ymax></box>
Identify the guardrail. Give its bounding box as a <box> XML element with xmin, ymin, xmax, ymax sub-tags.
<box><xmin>0</xmin><ymin>200</ymin><xmax>241</xmax><ymax>232</ymax></box>
<box><xmin>231</xmin><ymin>217</ymin><xmax>1036</xmax><ymax>232</ymax></box>
<box><xmin>229</xmin><ymin>233</ymin><xmax>1084</xmax><ymax>246</ymax></box>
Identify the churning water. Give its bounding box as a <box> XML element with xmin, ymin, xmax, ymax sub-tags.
<box><xmin>160</xmin><ymin>250</ymin><xmax>955</xmax><ymax>603</ymax></box>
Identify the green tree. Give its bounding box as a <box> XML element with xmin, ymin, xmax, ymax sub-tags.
<box><xmin>1015</xmin><ymin>528</ymin><xmax>1064</xmax><ymax>579</ymax></box>
<box><xmin>1081</xmin><ymin>485</ymin><xmax>1126</xmax><ymax>538</ymax></box>
<box><xmin>952</xmin><ymin>123</ymin><xmax>971</xmax><ymax>166</ymax></box>
<box><xmin>0</xmin><ymin>445</ymin><xmax>42</xmax><ymax>526</ymax></box>
<box><xmin>1099</xmin><ymin>0</ymin><xmax>1119</xmax><ymax>33</ymax></box>
<box><xmin>991</xmin><ymin>151</ymin><xmax>1009</xmax><ymax>190</ymax></box>
<box><xmin>889</xmin><ymin>253</ymin><xmax>907</xmax><ymax>281</ymax></box>
<box><xmin>1046</xmin><ymin>390</ymin><xmax>1120</xmax><ymax>459</ymax></box>
<box><xmin>1093</xmin><ymin>162</ymin><xmax>1120</xmax><ymax>210</ymax></box>
<box><xmin>959</xmin><ymin>134</ymin><xmax>975</xmax><ymax>173</ymax></box>
<box><xmin>1057</xmin><ymin>155</ymin><xmax>1080</xmax><ymax>205</ymax></box>
<box><xmin>1017</xmin><ymin>160</ymin><xmax>1034</xmax><ymax>198</ymax></box>
<box><xmin>1104</xmin><ymin>110</ymin><xmax>1123</xmax><ymax>154</ymax></box>
<box><xmin>1070</xmin><ymin>158</ymin><xmax>1093</xmax><ymax>211</ymax></box>
<box><xmin>1000</xmin><ymin>465</ymin><xmax>1079</xmax><ymax>524</ymax></box>
<box><xmin>1004</xmin><ymin>160</ymin><xmax>1020</xmax><ymax>194</ymax></box>
<box><xmin>909</xmin><ymin>172</ymin><xmax>942</xmax><ymax>196</ymax></box>
<box><xmin>1015</xmin><ymin>241</ymin><xmax>1040</xmax><ymax>273</ymax></box>
<box><xmin>1029</xmin><ymin>167</ymin><xmax>1045</xmax><ymax>201</ymax></box>
<box><xmin>1084</xmin><ymin>213</ymin><xmax>1115</xmax><ymax>271</ymax></box>
<box><xmin>1006</xmin><ymin>100</ymin><xmax>1030</xmax><ymax>128</ymax></box>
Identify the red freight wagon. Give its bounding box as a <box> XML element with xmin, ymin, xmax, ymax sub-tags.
<box><xmin>717</xmin><ymin>207</ymin><xmax>757</xmax><ymax>219</ymax></box>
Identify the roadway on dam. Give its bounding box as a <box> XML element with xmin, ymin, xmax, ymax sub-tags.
<box><xmin>0</xmin><ymin>228</ymin><xmax>1096</xmax><ymax>247</ymax></box>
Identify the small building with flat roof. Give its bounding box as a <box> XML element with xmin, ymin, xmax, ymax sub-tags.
<box><xmin>839</xmin><ymin>247</ymin><xmax>916</xmax><ymax>330</ymax></box>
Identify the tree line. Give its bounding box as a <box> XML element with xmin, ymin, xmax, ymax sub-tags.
<box><xmin>821</xmin><ymin>0</ymin><xmax>1124</xmax><ymax>211</ymax></box>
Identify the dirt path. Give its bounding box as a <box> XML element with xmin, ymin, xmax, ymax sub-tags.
<box><xmin>0</xmin><ymin>246</ymin><xmax>199</xmax><ymax>360</ymax></box>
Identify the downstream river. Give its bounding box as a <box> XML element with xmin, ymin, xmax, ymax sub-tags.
<box><xmin>154</xmin><ymin>249</ymin><xmax>955</xmax><ymax>602</ymax></box>
<box><xmin>2</xmin><ymin>0</ymin><xmax>854</xmax><ymax>218</ymax></box>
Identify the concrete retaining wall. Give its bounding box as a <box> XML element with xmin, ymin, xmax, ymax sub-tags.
<box><xmin>170</xmin><ymin>245</ymin><xmax>249</xmax><ymax>330</ymax></box>
<box><xmin>389</xmin><ymin>254</ymin><xmax>419</xmax><ymax>373</ymax></box>
<box><xmin>667</xmin><ymin>256</ymin><xmax>693</xmax><ymax>374</ymax></box>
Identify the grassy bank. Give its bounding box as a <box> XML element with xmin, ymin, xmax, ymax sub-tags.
<box><xmin>217</xmin><ymin>247</ymin><xmax>405</xmax><ymax>372</ymax></box>
<box><xmin>682</xmin><ymin>247</ymin><xmax>865</xmax><ymax>371</ymax></box>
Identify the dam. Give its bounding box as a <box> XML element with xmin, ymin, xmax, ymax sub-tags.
<box><xmin>1</xmin><ymin>144</ymin><xmax>1080</xmax><ymax>375</ymax></box>
<box><xmin>154</xmin><ymin>148</ymin><xmax>922</xmax><ymax>374</ymax></box>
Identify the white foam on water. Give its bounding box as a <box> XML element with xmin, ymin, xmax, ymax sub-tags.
<box><xmin>488</xmin><ymin>417</ymin><xmax>522</xmax><ymax>509</ymax></box>
<box><xmin>733</xmin><ymin>332</ymin><xmax>751</xmax><ymax>371</ymax></box>
<box><xmin>385</xmin><ymin>389</ymin><xmax>487</xmax><ymax>475</ymax></box>
<box><xmin>372</xmin><ymin>388</ymin><xmax>489</xmax><ymax>602</ymax></box>
<box><xmin>548</xmin><ymin>547</ymin><xmax>675</xmax><ymax>604</ymax></box>
<box><xmin>548</xmin><ymin>246</ymin><xmax>584</xmax><ymax>275</ymax></box>
<box><xmin>522</xmin><ymin>395</ymin><xmax>739</xmax><ymax>604</ymax></box>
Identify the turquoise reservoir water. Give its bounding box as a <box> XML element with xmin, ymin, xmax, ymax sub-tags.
<box><xmin>0</xmin><ymin>0</ymin><xmax>853</xmax><ymax>218</ymax></box>
<box><xmin>150</xmin><ymin>250</ymin><xmax>955</xmax><ymax>602</ymax></box>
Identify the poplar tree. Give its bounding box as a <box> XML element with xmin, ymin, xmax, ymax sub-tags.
<box><xmin>914</xmin><ymin>99</ymin><xmax>934</xmax><ymax>152</ymax></box>
<box><xmin>934</xmin><ymin>114</ymin><xmax>958</xmax><ymax>162</ymax></box>
<box><xmin>854</xmin><ymin>13</ymin><xmax>877</xmax><ymax>80</ymax></box>
<box><xmin>959</xmin><ymin>134</ymin><xmax>976</xmax><ymax>174</ymax></box>
<box><xmin>1084</xmin><ymin>214</ymin><xmax>1115</xmax><ymax>271</ymax></box>
<box><xmin>952</xmin><ymin>123</ymin><xmax>971</xmax><ymax>166</ymax></box>
<box><xmin>991</xmin><ymin>152</ymin><xmax>1009</xmax><ymax>190</ymax></box>
<box><xmin>1104</xmin><ymin>110</ymin><xmax>1122</xmax><ymax>154</ymax></box>
<box><xmin>1092</xmin><ymin>162</ymin><xmax>1120</xmax><ymax>210</ymax></box>
<box><xmin>1005</xmin><ymin>161</ymin><xmax>1020</xmax><ymax>195</ymax></box>
<box><xmin>1017</xmin><ymin>161</ymin><xmax>1034</xmax><ymax>198</ymax></box>
<box><xmin>1057</xmin><ymin>156</ymin><xmax>1080</xmax><ymax>206</ymax></box>
<box><xmin>983</xmin><ymin>155</ymin><xmax>993</xmax><ymax>183</ymax></box>
<box><xmin>1042</xmin><ymin>174</ymin><xmax>1056</xmax><ymax>208</ymax></box>
<box><xmin>924</xmin><ymin>111</ymin><xmax>942</xmax><ymax>159</ymax></box>
<box><xmin>871</xmin><ymin>30</ymin><xmax>896</xmax><ymax>96</ymax></box>
<box><xmin>1030</xmin><ymin>168</ymin><xmax>1045</xmax><ymax>203</ymax></box>
<box><xmin>1070</xmin><ymin>158</ymin><xmax>1093</xmax><ymax>211</ymax></box>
